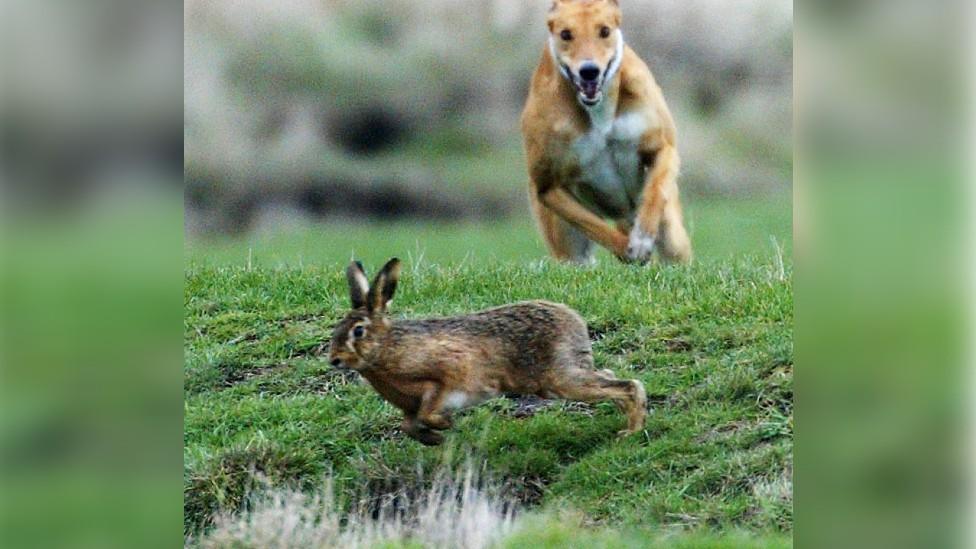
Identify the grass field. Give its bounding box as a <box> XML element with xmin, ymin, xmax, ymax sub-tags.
<box><xmin>184</xmin><ymin>193</ymin><xmax>793</xmax><ymax>547</ymax></box>
<box><xmin>185</xmin><ymin>194</ymin><xmax>791</xmax><ymax>268</ymax></box>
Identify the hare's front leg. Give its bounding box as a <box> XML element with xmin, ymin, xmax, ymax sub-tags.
<box><xmin>417</xmin><ymin>383</ymin><xmax>453</xmax><ymax>431</ymax></box>
<box><xmin>401</xmin><ymin>415</ymin><xmax>444</xmax><ymax>446</ymax></box>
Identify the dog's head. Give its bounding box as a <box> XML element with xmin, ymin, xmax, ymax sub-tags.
<box><xmin>547</xmin><ymin>0</ymin><xmax>624</xmax><ymax>107</ymax></box>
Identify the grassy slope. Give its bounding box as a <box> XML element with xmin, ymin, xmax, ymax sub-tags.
<box><xmin>184</xmin><ymin>194</ymin><xmax>792</xmax><ymax>545</ymax></box>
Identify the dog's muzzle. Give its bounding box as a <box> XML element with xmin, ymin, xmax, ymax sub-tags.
<box><xmin>577</xmin><ymin>63</ymin><xmax>602</xmax><ymax>104</ymax></box>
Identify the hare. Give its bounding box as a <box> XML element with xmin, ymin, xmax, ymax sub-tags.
<box><xmin>328</xmin><ymin>258</ymin><xmax>647</xmax><ymax>445</ymax></box>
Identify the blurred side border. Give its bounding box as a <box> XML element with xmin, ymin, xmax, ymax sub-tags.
<box><xmin>1</xmin><ymin>0</ymin><xmax>184</xmax><ymax>547</ymax></box>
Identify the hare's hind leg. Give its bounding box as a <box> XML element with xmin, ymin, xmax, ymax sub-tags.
<box><xmin>595</xmin><ymin>369</ymin><xmax>628</xmax><ymax>413</ymax></box>
<box><xmin>549</xmin><ymin>371</ymin><xmax>647</xmax><ymax>436</ymax></box>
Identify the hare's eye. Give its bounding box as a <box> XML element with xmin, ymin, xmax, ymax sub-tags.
<box><xmin>353</xmin><ymin>326</ymin><xmax>365</xmax><ymax>338</ymax></box>
<box><xmin>560</xmin><ymin>29</ymin><xmax>572</xmax><ymax>41</ymax></box>
<box><xmin>599</xmin><ymin>26</ymin><xmax>611</xmax><ymax>39</ymax></box>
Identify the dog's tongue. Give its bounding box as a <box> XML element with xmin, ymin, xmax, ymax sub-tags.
<box><xmin>581</xmin><ymin>81</ymin><xmax>599</xmax><ymax>99</ymax></box>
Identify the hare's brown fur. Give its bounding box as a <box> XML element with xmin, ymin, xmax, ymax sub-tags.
<box><xmin>329</xmin><ymin>258</ymin><xmax>647</xmax><ymax>445</ymax></box>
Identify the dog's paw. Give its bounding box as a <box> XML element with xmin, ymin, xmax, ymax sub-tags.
<box><xmin>626</xmin><ymin>225</ymin><xmax>656</xmax><ymax>263</ymax></box>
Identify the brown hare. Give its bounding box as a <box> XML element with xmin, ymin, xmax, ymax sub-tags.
<box><xmin>328</xmin><ymin>258</ymin><xmax>647</xmax><ymax>445</ymax></box>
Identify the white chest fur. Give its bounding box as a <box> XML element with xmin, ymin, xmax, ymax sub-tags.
<box><xmin>568</xmin><ymin>109</ymin><xmax>650</xmax><ymax>218</ymax></box>
<box><xmin>444</xmin><ymin>391</ymin><xmax>470</xmax><ymax>410</ymax></box>
<box><xmin>442</xmin><ymin>389</ymin><xmax>499</xmax><ymax>412</ymax></box>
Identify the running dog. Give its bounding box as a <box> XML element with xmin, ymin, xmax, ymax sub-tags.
<box><xmin>521</xmin><ymin>0</ymin><xmax>692</xmax><ymax>264</ymax></box>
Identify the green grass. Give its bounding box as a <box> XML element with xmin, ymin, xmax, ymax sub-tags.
<box><xmin>185</xmin><ymin>194</ymin><xmax>791</xmax><ymax>268</ymax></box>
<box><xmin>184</xmin><ymin>194</ymin><xmax>792</xmax><ymax>546</ymax></box>
<box><xmin>502</xmin><ymin>515</ymin><xmax>793</xmax><ymax>548</ymax></box>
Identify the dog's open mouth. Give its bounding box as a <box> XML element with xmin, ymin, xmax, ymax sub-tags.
<box><xmin>575</xmin><ymin>80</ymin><xmax>602</xmax><ymax>106</ymax></box>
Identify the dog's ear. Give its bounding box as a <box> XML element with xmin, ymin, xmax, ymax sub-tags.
<box><xmin>547</xmin><ymin>0</ymin><xmax>567</xmax><ymax>31</ymax></box>
<box><xmin>610</xmin><ymin>0</ymin><xmax>621</xmax><ymax>24</ymax></box>
<box><xmin>367</xmin><ymin>258</ymin><xmax>401</xmax><ymax>313</ymax></box>
<box><xmin>549</xmin><ymin>0</ymin><xmax>569</xmax><ymax>13</ymax></box>
<box><xmin>347</xmin><ymin>261</ymin><xmax>369</xmax><ymax>309</ymax></box>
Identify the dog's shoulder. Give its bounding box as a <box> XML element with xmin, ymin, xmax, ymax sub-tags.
<box><xmin>618</xmin><ymin>46</ymin><xmax>675</xmax><ymax>141</ymax></box>
<box><xmin>619</xmin><ymin>46</ymin><xmax>657</xmax><ymax>98</ymax></box>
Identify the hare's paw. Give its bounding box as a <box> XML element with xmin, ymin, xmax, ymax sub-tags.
<box><xmin>419</xmin><ymin>413</ymin><xmax>452</xmax><ymax>431</ymax></box>
<box><xmin>617</xmin><ymin>419</ymin><xmax>646</xmax><ymax>438</ymax></box>
<box><xmin>402</xmin><ymin>418</ymin><xmax>445</xmax><ymax>446</ymax></box>
<box><xmin>414</xmin><ymin>428</ymin><xmax>444</xmax><ymax>446</ymax></box>
<box><xmin>626</xmin><ymin>225</ymin><xmax>656</xmax><ymax>263</ymax></box>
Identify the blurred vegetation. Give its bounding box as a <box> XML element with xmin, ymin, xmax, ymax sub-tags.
<box><xmin>184</xmin><ymin>0</ymin><xmax>792</xmax><ymax>236</ymax></box>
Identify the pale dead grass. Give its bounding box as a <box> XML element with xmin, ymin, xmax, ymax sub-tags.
<box><xmin>192</xmin><ymin>464</ymin><xmax>516</xmax><ymax>549</ymax></box>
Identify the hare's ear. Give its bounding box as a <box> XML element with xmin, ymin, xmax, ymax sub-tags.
<box><xmin>367</xmin><ymin>258</ymin><xmax>401</xmax><ymax>313</ymax></box>
<box><xmin>347</xmin><ymin>261</ymin><xmax>369</xmax><ymax>309</ymax></box>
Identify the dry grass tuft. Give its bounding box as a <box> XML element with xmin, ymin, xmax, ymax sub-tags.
<box><xmin>192</xmin><ymin>464</ymin><xmax>516</xmax><ymax>549</ymax></box>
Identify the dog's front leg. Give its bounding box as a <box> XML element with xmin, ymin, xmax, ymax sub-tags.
<box><xmin>629</xmin><ymin>145</ymin><xmax>687</xmax><ymax>263</ymax></box>
<box><xmin>539</xmin><ymin>187</ymin><xmax>630</xmax><ymax>259</ymax></box>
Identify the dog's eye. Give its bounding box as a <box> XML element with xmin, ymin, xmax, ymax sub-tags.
<box><xmin>353</xmin><ymin>326</ymin><xmax>365</xmax><ymax>338</ymax></box>
<box><xmin>560</xmin><ymin>29</ymin><xmax>572</xmax><ymax>41</ymax></box>
<box><xmin>599</xmin><ymin>26</ymin><xmax>611</xmax><ymax>39</ymax></box>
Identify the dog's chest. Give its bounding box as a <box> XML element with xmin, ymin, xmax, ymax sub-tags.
<box><xmin>565</xmin><ymin>110</ymin><xmax>647</xmax><ymax>218</ymax></box>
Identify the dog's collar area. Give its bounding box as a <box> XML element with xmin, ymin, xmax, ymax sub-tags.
<box><xmin>549</xmin><ymin>36</ymin><xmax>575</xmax><ymax>81</ymax></box>
<box><xmin>559</xmin><ymin>61</ymin><xmax>573</xmax><ymax>81</ymax></box>
<box><xmin>602</xmin><ymin>29</ymin><xmax>625</xmax><ymax>88</ymax></box>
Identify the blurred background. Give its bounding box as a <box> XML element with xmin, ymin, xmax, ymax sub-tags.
<box><xmin>183</xmin><ymin>0</ymin><xmax>793</xmax><ymax>265</ymax></box>
<box><xmin>2</xmin><ymin>1</ymin><xmax>182</xmax><ymax>547</ymax></box>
